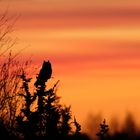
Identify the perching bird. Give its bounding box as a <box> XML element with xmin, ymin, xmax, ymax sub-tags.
<box><xmin>34</xmin><ymin>60</ymin><xmax>52</xmax><ymax>87</ymax></box>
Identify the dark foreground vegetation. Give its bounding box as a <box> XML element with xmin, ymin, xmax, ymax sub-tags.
<box><xmin>0</xmin><ymin>60</ymin><xmax>140</xmax><ymax>140</ymax></box>
<box><xmin>0</xmin><ymin>60</ymin><xmax>90</xmax><ymax>140</ymax></box>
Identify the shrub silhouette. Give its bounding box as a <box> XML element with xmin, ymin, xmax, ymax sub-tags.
<box><xmin>16</xmin><ymin>60</ymin><xmax>90</xmax><ymax>140</ymax></box>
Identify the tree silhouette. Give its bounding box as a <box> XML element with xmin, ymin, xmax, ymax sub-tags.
<box><xmin>16</xmin><ymin>60</ymin><xmax>88</xmax><ymax>140</ymax></box>
<box><xmin>96</xmin><ymin>119</ymin><xmax>109</xmax><ymax>140</ymax></box>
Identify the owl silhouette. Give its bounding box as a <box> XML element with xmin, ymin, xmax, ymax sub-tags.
<box><xmin>34</xmin><ymin>60</ymin><xmax>52</xmax><ymax>87</ymax></box>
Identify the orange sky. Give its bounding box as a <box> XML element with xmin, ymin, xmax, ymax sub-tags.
<box><xmin>1</xmin><ymin>0</ymin><xmax>140</xmax><ymax>129</ymax></box>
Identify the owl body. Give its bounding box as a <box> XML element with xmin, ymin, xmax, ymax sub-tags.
<box><xmin>34</xmin><ymin>61</ymin><xmax>52</xmax><ymax>87</ymax></box>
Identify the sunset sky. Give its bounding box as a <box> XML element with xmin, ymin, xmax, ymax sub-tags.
<box><xmin>1</xmin><ymin>0</ymin><xmax>140</xmax><ymax>129</ymax></box>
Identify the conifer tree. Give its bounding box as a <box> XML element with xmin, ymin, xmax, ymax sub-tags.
<box><xmin>16</xmin><ymin>61</ymin><xmax>83</xmax><ymax>140</ymax></box>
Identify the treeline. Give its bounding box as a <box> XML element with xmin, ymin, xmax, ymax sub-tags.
<box><xmin>86</xmin><ymin>113</ymin><xmax>140</xmax><ymax>140</ymax></box>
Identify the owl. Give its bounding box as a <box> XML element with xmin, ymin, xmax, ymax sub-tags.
<box><xmin>34</xmin><ymin>60</ymin><xmax>52</xmax><ymax>87</ymax></box>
